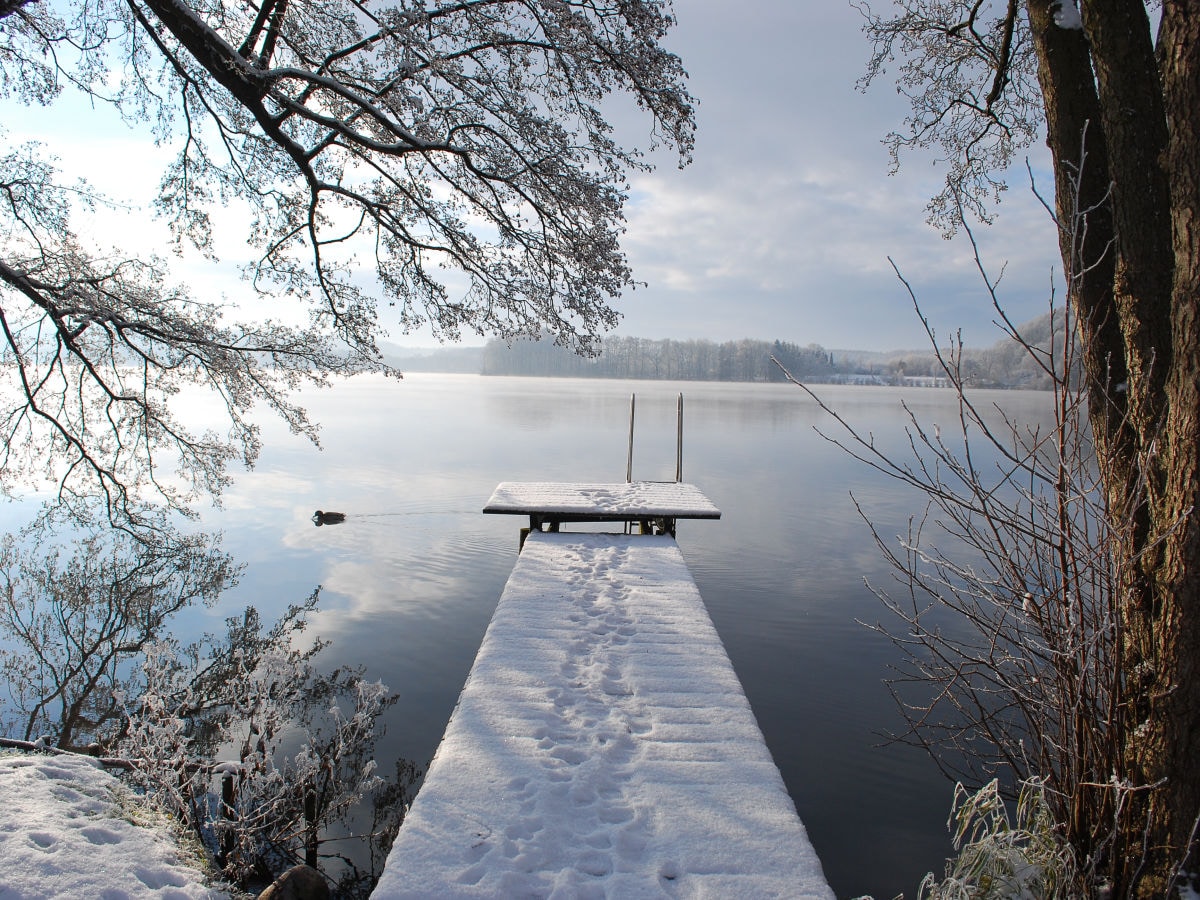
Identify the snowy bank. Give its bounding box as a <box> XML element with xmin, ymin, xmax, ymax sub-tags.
<box><xmin>375</xmin><ymin>532</ymin><xmax>832</xmax><ymax>898</ymax></box>
<box><xmin>0</xmin><ymin>751</ymin><xmax>227</xmax><ymax>899</ymax></box>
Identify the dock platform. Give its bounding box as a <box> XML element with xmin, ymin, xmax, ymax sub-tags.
<box><xmin>484</xmin><ymin>481</ymin><xmax>721</xmax><ymax>538</ymax></box>
<box><xmin>374</xmin><ymin>528</ymin><xmax>832</xmax><ymax>898</ymax></box>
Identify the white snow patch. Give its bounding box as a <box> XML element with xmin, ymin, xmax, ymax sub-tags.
<box><xmin>1053</xmin><ymin>0</ymin><xmax>1083</xmax><ymax>29</ymax></box>
<box><xmin>0</xmin><ymin>752</ymin><xmax>226</xmax><ymax>899</ymax></box>
<box><xmin>374</xmin><ymin>532</ymin><xmax>831</xmax><ymax>898</ymax></box>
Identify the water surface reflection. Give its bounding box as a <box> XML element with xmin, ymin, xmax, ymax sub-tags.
<box><xmin>203</xmin><ymin>374</ymin><xmax>1053</xmax><ymax>897</ymax></box>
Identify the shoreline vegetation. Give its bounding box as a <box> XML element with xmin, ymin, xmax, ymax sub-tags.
<box><xmin>385</xmin><ymin>311</ymin><xmax>1065</xmax><ymax>390</ymax></box>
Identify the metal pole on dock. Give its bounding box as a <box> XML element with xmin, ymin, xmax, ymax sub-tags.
<box><xmin>626</xmin><ymin>393</ymin><xmax>636</xmax><ymax>483</ymax></box>
<box><xmin>676</xmin><ymin>393</ymin><xmax>684</xmax><ymax>482</ymax></box>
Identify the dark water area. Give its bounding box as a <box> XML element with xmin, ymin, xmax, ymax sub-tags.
<box><xmin>117</xmin><ymin>374</ymin><xmax>1051</xmax><ymax>897</ymax></box>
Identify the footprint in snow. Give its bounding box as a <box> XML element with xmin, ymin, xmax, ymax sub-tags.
<box><xmin>134</xmin><ymin>865</ymin><xmax>188</xmax><ymax>890</ymax></box>
<box><xmin>27</xmin><ymin>832</ymin><xmax>58</xmax><ymax>851</ymax></box>
<box><xmin>81</xmin><ymin>825</ymin><xmax>123</xmax><ymax>845</ymax></box>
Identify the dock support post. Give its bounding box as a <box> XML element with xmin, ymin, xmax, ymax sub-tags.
<box><xmin>626</xmin><ymin>393</ymin><xmax>636</xmax><ymax>483</ymax></box>
<box><xmin>676</xmin><ymin>393</ymin><xmax>684</xmax><ymax>482</ymax></box>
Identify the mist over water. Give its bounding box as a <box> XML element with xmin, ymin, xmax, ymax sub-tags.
<box><xmin>183</xmin><ymin>373</ymin><xmax>1053</xmax><ymax>897</ymax></box>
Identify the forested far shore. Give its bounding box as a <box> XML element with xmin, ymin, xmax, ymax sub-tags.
<box><xmin>391</xmin><ymin>311</ymin><xmax>1069</xmax><ymax>389</ymax></box>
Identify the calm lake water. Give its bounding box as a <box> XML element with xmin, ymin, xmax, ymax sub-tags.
<box><xmin>135</xmin><ymin>375</ymin><xmax>1054</xmax><ymax>896</ymax></box>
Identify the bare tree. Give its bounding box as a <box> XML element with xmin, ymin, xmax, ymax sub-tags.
<box><xmin>856</xmin><ymin>1</ymin><xmax>1200</xmax><ymax>892</ymax></box>
<box><xmin>779</xmin><ymin>162</ymin><xmax>1197</xmax><ymax>890</ymax></box>
<box><xmin>0</xmin><ymin>0</ymin><xmax>695</xmax><ymax>526</ymax></box>
<box><xmin>0</xmin><ymin>514</ymin><xmax>238</xmax><ymax>751</ymax></box>
<box><xmin>0</xmin><ymin>516</ymin><xmax>414</xmax><ymax>893</ymax></box>
<box><xmin>122</xmin><ymin>593</ymin><xmax>413</xmax><ymax>893</ymax></box>
<box><xmin>778</xmin><ymin>222</ymin><xmax>1141</xmax><ymax>892</ymax></box>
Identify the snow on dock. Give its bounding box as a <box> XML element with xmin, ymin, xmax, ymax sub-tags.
<box><xmin>483</xmin><ymin>481</ymin><xmax>721</xmax><ymax>521</ymax></box>
<box><xmin>374</xmin><ymin>531</ymin><xmax>832</xmax><ymax>898</ymax></box>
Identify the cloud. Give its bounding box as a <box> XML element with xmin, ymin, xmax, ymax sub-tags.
<box><xmin>604</xmin><ymin>0</ymin><xmax>1063</xmax><ymax>350</ymax></box>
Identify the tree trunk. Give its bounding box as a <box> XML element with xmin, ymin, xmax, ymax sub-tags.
<box><xmin>1024</xmin><ymin>1</ymin><xmax>1125</xmax><ymax>477</ymax></box>
<box><xmin>1027</xmin><ymin>0</ymin><xmax>1200</xmax><ymax>892</ymax></box>
<box><xmin>1139</xmin><ymin>2</ymin><xmax>1200</xmax><ymax>893</ymax></box>
<box><xmin>1083</xmin><ymin>0</ymin><xmax>1174</xmax><ymax>425</ymax></box>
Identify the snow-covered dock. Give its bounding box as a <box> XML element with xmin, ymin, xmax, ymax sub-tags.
<box><xmin>484</xmin><ymin>481</ymin><xmax>721</xmax><ymax>538</ymax></box>
<box><xmin>484</xmin><ymin>481</ymin><xmax>721</xmax><ymax>521</ymax></box>
<box><xmin>374</xmin><ymin>526</ymin><xmax>833</xmax><ymax>898</ymax></box>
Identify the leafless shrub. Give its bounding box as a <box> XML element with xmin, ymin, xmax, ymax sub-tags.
<box><xmin>0</xmin><ymin>513</ymin><xmax>416</xmax><ymax>895</ymax></box>
<box><xmin>0</xmin><ymin>512</ymin><xmax>237</xmax><ymax>751</ymax></box>
<box><xmin>774</xmin><ymin>196</ymin><xmax>1175</xmax><ymax>892</ymax></box>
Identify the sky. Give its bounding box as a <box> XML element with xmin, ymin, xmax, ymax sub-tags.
<box><xmin>620</xmin><ymin>0</ymin><xmax>1063</xmax><ymax>351</ymax></box>
<box><xmin>5</xmin><ymin>0</ymin><xmax>1065</xmax><ymax>353</ymax></box>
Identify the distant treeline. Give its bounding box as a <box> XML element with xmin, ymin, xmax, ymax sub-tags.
<box><xmin>479</xmin><ymin>314</ymin><xmax>1070</xmax><ymax>389</ymax></box>
<box><xmin>482</xmin><ymin>336</ymin><xmax>833</xmax><ymax>382</ymax></box>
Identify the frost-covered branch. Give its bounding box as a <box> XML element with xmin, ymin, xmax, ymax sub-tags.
<box><xmin>854</xmin><ymin>0</ymin><xmax>1041</xmax><ymax>232</ymax></box>
<box><xmin>1</xmin><ymin>0</ymin><xmax>695</xmax><ymax>527</ymax></box>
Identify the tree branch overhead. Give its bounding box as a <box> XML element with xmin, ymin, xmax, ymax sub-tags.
<box><xmin>0</xmin><ymin>0</ymin><xmax>695</xmax><ymax>525</ymax></box>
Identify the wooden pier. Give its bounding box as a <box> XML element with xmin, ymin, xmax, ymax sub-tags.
<box><xmin>373</xmin><ymin>484</ymin><xmax>832</xmax><ymax>898</ymax></box>
<box><xmin>484</xmin><ymin>480</ymin><xmax>721</xmax><ymax>540</ymax></box>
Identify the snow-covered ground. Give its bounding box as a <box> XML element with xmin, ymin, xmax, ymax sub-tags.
<box><xmin>375</xmin><ymin>532</ymin><xmax>832</xmax><ymax>898</ymax></box>
<box><xmin>0</xmin><ymin>751</ymin><xmax>226</xmax><ymax>899</ymax></box>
